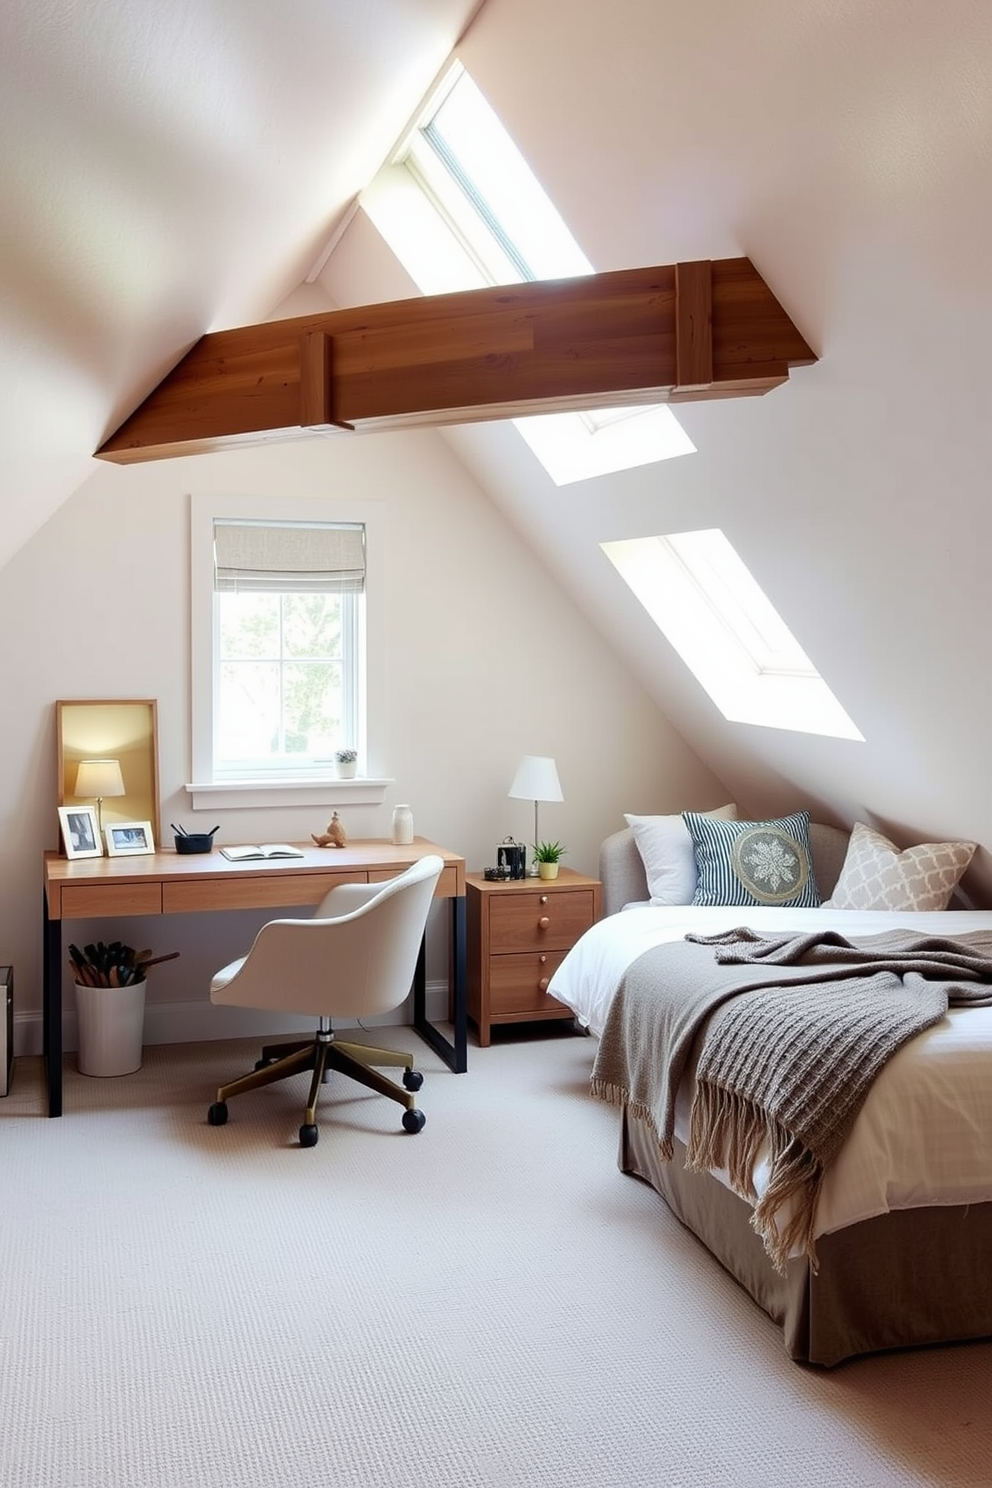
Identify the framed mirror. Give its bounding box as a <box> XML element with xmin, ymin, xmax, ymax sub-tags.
<box><xmin>56</xmin><ymin>699</ymin><xmax>161</xmax><ymax>849</ymax></box>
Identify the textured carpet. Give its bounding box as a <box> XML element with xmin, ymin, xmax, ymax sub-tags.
<box><xmin>1</xmin><ymin>1028</ymin><xmax>990</xmax><ymax>1487</ymax></box>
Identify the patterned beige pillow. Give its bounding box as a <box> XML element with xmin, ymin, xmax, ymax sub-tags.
<box><xmin>826</xmin><ymin>822</ymin><xmax>976</xmax><ymax>911</ymax></box>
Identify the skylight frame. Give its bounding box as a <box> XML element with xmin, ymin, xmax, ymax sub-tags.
<box><xmin>601</xmin><ymin>530</ymin><xmax>864</xmax><ymax>741</ymax></box>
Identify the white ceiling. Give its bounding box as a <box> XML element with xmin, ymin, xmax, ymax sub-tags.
<box><xmin>0</xmin><ymin>0</ymin><xmax>481</xmax><ymax>565</ymax></box>
<box><xmin>5</xmin><ymin>0</ymin><xmax>992</xmax><ymax>892</ymax></box>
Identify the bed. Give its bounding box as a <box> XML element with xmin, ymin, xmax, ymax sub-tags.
<box><xmin>549</xmin><ymin>816</ymin><xmax>992</xmax><ymax>1367</ymax></box>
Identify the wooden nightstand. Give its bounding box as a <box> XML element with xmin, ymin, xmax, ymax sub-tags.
<box><xmin>466</xmin><ymin>869</ymin><xmax>602</xmax><ymax>1046</ymax></box>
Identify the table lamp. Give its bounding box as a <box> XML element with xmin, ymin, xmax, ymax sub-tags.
<box><xmin>75</xmin><ymin>758</ymin><xmax>126</xmax><ymax>836</ymax></box>
<box><xmin>508</xmin><ymin>755</ymin><xmax>563</xmax><ymax>874</ymax></box>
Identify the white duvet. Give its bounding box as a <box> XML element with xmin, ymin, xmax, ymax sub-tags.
<box><xmin>548</xmin><ymin>904</ymin><xmax>992</xmax><ymax>1239</ymax></box>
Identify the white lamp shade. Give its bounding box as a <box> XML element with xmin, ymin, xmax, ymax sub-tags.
<box><xmin>508</xmin><ymin>755</ymin><xmax>563</xmax><ymax>804</ymax></box>
<box><xmin>75</xmin><ymin>758</ymin><xmax>126</xmax><ymax>799</ymax></box>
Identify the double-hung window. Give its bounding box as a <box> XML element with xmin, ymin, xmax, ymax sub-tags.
<box><xmin>213</xmin><ymin>519</ymin><xmax>363</xmax><ymax>772</ymax></box>
<box><xmin>190</xmin><ymin>495</ymin><xmax>386</xmax><ymax>809</ymax></box>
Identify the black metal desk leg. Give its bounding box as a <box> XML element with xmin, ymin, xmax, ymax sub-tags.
<box><xmin>451</xmin><ymin>893</ymin><xmax>467</xmax><ymax>1072</ymax></box>
<box><xmin>42</xmin><ymin>890</ymin><xmax>63</xmax><ymax>1117</ymax></box>
<box><xmin>412</xmin><ymin>894</ymin><xmax>468</xmax><ymax>1073</ymax></box>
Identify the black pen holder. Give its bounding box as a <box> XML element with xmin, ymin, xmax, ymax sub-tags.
<box><xmin>175</xmin><ymin>833</ymin><xmax>214</xmax><ymax>855</ymax></box>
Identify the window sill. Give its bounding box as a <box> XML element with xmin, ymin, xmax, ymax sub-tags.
<box><xmin>185</xmin><ymin>777</ymin><xmax>393</xmax><ymax>811</ymax></box>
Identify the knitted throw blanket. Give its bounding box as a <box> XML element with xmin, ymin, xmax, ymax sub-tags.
<box><xmin>591</xmin><ymin>927</ymin><xmax>992</xmax><ymax>1273</ymax></box>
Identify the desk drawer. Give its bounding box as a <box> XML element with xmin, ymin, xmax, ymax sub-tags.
<box><xmin>164</xmin><ymin>871</ymin><xmax>368</xmax><ymax>914</ymax></box>
<box><xmin>488</xmin><ymin>889</ymin><xmax>595</xmax><ymax>953</ymax></box>
<box><xmin>60</xmin><ymin>883</ymin><xmax>163</xmax><ymax>918</ymax></box>
<box><xmin>368</xmin><ymin>863</ymin><xmax>461</xmax><ymax>898</ymax></box>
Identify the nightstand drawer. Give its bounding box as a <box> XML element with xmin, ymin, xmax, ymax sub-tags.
<box><xmin>488</xmin><ymin>951</ymin><xmax>570</xmax><ymax>1016</ymax></box>
<box><xmin>488</xmin><ymin>889</ymin><xmax>595</xmax><ymax>953</ymax></box>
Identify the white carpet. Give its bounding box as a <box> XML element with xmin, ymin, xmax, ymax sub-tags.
<box><xmin>1</xmin><ymin>1028</ymin><xmax>990</xmax><ymax>1487</ymax></box>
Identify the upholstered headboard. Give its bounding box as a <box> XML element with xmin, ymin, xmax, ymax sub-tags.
<box><xmin>598</xmin><ymin>822</ymin><xmax>851</xmax><ymax>918</ymax></box>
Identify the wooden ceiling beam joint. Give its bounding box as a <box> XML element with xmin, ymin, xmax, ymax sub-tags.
<box><xmin>674</xmin><ymin>260</ymin><xmax>713</xmax><ymax>391</ymax></box>
<box><xmin>300</xmin><ymin>331</ymin><xmax>354</xmax><ymax>433</ymax></box>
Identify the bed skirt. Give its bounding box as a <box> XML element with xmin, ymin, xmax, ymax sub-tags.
<box><xmin>620</xmin><ymin>1109</ymin><xmax>992</xmax><ymax>1367</ymax></box>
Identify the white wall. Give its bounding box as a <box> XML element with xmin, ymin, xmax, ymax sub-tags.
<box><xmin>3</xmin><ymin>425</ymin><xmax>725</xmax><ymax>1054</ymax></box>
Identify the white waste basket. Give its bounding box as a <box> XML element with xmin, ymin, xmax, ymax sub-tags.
<box><xmin>75</xmin><ymin>979</ymin><xmax>146</xmax><ymax>1077</ymax></box>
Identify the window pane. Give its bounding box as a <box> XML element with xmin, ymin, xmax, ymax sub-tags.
<box><xmin>282</xmin><ymin>593</ymin><xmax>343</xmax><ymax>660</ymax></box>
<box><xmin>218</xmin><ymin>660</ymin><xmax>281</xmax><ymax>760</ymax></box>
<box><xmin>219</xmin><ymin>593</ymin><xmax>280</xmax><ymax>660</ymax></box>
<box><xmin>284</xmin><ymin>661</ymin><xmax>341</xmax><ymax>757</ymax></box>
<box><xmin>216</xmin><ymin>593</ymin><xmax>355</xmax><ymax>768</ymax></box>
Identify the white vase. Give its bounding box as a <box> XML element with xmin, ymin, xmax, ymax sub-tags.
<box><xmin>392</xmin><ymin>804</ymin><xmax>414</xmax><ymax>845</ymax></box>
<box><xmin>75</xmin><ymin>980</ymin><xmax>146</xmax><ymax>1076</ymax></box>
<box><xmin>335</xmin><ymin>760</ymin><xmax>357</xmax><ymax>778</ymax></box>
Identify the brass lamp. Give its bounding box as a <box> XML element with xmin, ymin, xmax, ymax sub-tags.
<box><xmin>75</xmin><ymin>758</ymin><xmax>126</xmax><ymax>836</ymax></box>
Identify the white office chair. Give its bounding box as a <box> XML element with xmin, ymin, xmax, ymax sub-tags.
<box><xmin>206</xmin><ymin>854</ymin><xmax>444</xmax><ymax>1147</ymax></box>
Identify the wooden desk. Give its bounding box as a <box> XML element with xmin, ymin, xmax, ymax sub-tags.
<box><xmin>43</xmin><ymin>837</ymin><xmax>467</xmax><ymax>1116</ymax></box>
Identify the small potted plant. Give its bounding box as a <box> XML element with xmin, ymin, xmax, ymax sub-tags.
<box><xmin>334</xmin><ymin>748</ymin><xmax>358</xmax><ymax>779</ymax></box>
<box><xmin>532</xmin><ymin>840</ymin><xmax>566</xmax><ymax>880</ymax></box>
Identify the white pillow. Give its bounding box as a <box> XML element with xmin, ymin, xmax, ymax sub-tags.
<box><xmin>825</xmin><ymin>821</ymin><xmax>977</xmax><ymax>911</ymax></box>
<box><xmin>625</xmin><ymin>804</ymin><xmax>738</xmax><ymax>905</ymax></box>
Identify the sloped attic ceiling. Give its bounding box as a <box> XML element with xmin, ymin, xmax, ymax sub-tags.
<box><xmin>317</xmin><ymin>0</ymin><xmax>992</xmax><ymax>899</ymax></box>
<box><xmin>4</xmin><ymin>0</ymin><xmax>992</xmax><ymax>898</ymax></box>
<box><xmin>0</xmin><ymin>0</ymin><xmax>483</xmax><ymax>568</ymax></box>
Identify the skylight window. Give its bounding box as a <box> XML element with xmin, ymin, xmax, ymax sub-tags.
<box><xmin>408</xmin><ymin>67</ymin><xmax>593</xmax><ymax>284</ymax></box>
<box><xmin>362</xmin><ymin>64</ymin><xmax>695</xmax><ymax>484</ymax></box>
<box><xmin>601</xmin><ymin>529</ymin><xmax>864</xmax><ymax>741</ymax></box>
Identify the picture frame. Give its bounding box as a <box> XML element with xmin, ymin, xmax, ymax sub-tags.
<box><xmin>104</xmin><ymin>820</ymin><xmax>156</xmax><ymax>858</ymax></box>
<box><xmin>57</xmin><ymin>805</ymin><xmax>103</xmax><ymax>860</ymax></box>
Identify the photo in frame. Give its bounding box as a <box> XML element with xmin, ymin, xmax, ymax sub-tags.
<box><xmin>57</xmin><ymin>805</ymin><xmax>103</xmax><ymax>860</ymax></box>
<box><xmin>105</xmin><ymin>820</ymin><xmax>155</xmax><ymax>858</ymax></box>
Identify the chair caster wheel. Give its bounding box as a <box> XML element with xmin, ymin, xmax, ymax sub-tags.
<box><xmin>208</xmin><ymin>1102</ymin><xmax>228</xmax><ymax>1126</ymax></box>
<box><xmin>402</xmin><ymin>1068</ymin><xmax>424</xmax><ymax>1091</ymax></box>
<box><xmin>299</xmin><ymin>1123</ymin><xmax>319</xmax><ymax>1148</ymax></box>
<box><xmin>402</xmin><ymin>1108</ymin><xmax>426</xmax><ymax>1134</ymax></box>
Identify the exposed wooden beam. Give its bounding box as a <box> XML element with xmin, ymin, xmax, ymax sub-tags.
<box><xmin>95</xmin><ymin>258</ymin><xmax>816</xmax><ymax>464</ymax></box>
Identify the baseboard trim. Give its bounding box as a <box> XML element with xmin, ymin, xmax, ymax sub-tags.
<box><xmin>12</xmin><ymin>981</ymin><xmax>452</xmax><ymax>1057</ymax></box>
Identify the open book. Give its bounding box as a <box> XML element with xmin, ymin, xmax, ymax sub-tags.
<box><xmin>220</xmin><ymin>843</ymin><xmax>304</xmax><ymax>861</ymax></box>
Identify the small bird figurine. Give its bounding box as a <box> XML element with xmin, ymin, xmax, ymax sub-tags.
<box><xmin>312</xmin><ymin>811</ymin><xmax>347</xmax><ymax>849</ymax></box>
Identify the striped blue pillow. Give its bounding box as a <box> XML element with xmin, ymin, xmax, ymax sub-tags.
<box><xmin>682</xmin><ymin>809</ymin><xmax>822</xmax><ymax>908</ymax></box>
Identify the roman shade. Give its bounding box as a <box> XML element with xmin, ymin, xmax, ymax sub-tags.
<box><xmin>214</xmin><ymin>521</ymin><xmax>365</xmax><ymax>594</ymax></box>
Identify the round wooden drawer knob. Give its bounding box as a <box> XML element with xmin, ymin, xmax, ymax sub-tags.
<box><xmin>538</xmin><ymin>916</ymin><xmax>550</xmax><ymax>928</ymax></box>
<box><xmin>539</xmin><ymin>977</ymin><xmax>549</xmax><ymax>990</ymax></box>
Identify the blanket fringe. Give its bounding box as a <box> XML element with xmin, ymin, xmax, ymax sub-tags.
<box><xmin>590</xmin><ymin>1079</ymin><xmax>674</xmax><ymax>1161</ymax></box>
<box><xmin>687</xmin><ymin>1080</ymin><xmax>825</xmax><ymax>1274</ymax></box>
